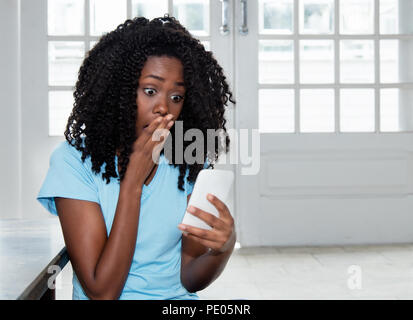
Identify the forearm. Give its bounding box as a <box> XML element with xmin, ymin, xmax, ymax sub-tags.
<box><xmin>91</xmin><ymin>182</ymin><xmax>142</xmax><ymax>299</ymax></box>
<box><xmin>181</xmin><ymin>233</ymin><xmax>236</xmax><ymax>293</ymax></box>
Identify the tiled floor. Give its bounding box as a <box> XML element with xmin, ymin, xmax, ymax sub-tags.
<box><xmin>55</xmin><ymin>244</ymin><xmax>413</xmax><ymax>300</ymax></box>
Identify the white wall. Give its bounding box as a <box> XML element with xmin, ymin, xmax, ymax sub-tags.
<box><xmin>0</xmin><ymin>0</ymin><xmax>62</xmax><ymax>219</ymax></box>
<box><xmin>20</xmin><ymin>0</ymin><xmax>63</xmax><ymax>219</ymax></box>
<box><xmin>0</xmin><ymin>0</ymin><xmax>21</xmax><ymax>219</ymax></box>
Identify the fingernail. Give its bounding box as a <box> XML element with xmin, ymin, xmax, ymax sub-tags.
<box><xmin>188</xmin><ymin>206</ymin><xmax>195</xmax><ymax>213</ymax></box>
<box><xmin>167</xmin><ymin>120</ymin><xmax>174</xmax><ymax>127</ymax></box>
<box><xmin>166</xmin><ymin>114</ymin><xmax>173</xmax><ymax>120</ymax></box>
<box><xmin>207</xmin><ymin>194</ymin><xmax>214</xmax><ymax>201</ymax></box>
<box><xmin>178</xmin><ymin>224</ymin><xmax>186</xmax><ymax>230</ymax></box>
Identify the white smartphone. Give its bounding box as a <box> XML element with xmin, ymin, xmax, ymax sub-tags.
<box><xmin>182</xmin><ymin>169</ymin><xmax>234</xmax><ymax>230</ymax></box>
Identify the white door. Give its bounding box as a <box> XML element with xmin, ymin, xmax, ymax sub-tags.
<box><xmin>24</xmin><ymin>0</ymin><xmax>235</xmax><ymax>219</ymax></box>
<box><xmin>25</xmin><ymin>0</ymin><xmax>413</xmax><ymax>248</ymax></box>
<box><xmin>234</xmin><ymin>0</ymin><xmax>413</xmax><ymax>246</ymax></box>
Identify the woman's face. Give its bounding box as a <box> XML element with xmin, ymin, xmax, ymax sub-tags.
<box><xmin>136</xmin><ymin>55</ymin><xmax>186</xmax><ymax>137</ymax></box>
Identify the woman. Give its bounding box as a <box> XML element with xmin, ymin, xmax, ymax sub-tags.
<box><xmin>37</xmin><ymin>15</ymin><xmax>236</xmax><ymax>300</ymax></box>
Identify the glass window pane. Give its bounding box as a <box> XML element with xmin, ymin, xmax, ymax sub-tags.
<box><xmin>259</xmin><ymin>40</ymin><xmax>294</xmax><ymax>84</ymax></box>
<box><xmin>259</xmin><ymin>89</ymin><xmax>295</xmax><ymax>133</ymax></box>
<box><xmin>381</xmin><ymin>39</ymin><xmax>413</xmax><ymax>83</ymax></box>
<box><xmin>201</xmin><ymin>41</ymin><xmax>210</xmax><ymax>52</ymax></box>
<box><xmin>340</xmin><ymin>89</ymin><xmax>375</xmax><ymax>132</ymax></box>
<box><xmin>90</xmin><ymin>0</ymin><xmax>127</xmax><ymax>36</ymax></box>
<box><xmin>49</xmin><ymin>91</ymin><xmax>73</xmax><ymax>136</ymax></box>
<box><xmin>48</xmin><ymin>0</ymin><xmax>85</xmax><ymax>36</ymax></box>
<box><xmin>340</xmin><ymin>40</ymin><xmax>374</xmax><ymax>83</ymax></box>
<box><xmin>132</xmin><ymin>0</ymin><xmax>168</xmax><ymax>20</ymax></box>
<box><xmin>380</xmin><ymin>40</ymin><xmax>398</xmax><ymax>83</ymax></box>
<box><xmin>300</xmin><ymin>40</ymin><xmax>334</xmax><ymax>83</ymax></box>
<box><xmin>48</xmin><ymin>42</ymin><xmax>85</xmax><ymax>86</ymax></box>
<box><xmin>259</xmin><ymin>0</ymin><xmax>293</xmax><ymax>35</ymax></box>
<box><xmin>380</xmin><ymin>0</ymin><xmax>413</xmax><ymax>34</ymax></box>
<box><xmin>299</xmin><ymin>0</ymin><xmax>334</xmax><ymax>34</ymax></box>
<box><xmin>89</xmin><ymin>41</ymin><xmax>98</xmax><ymax>51</ymax></box>
<box><xmin>300</xmin><ymin>89</ymin><xmax>334</xmax><ymax>132</ymax></box>
<box><xmin>381</xmin><ymin>89</ymin><xmax>413</xmax><ymax>132</ymax></box>
<box><xmin>398</xmin><ymin>39</ymin><xmax>413</xmax><ymax>82</ymax></box>
<box><xmin>380</xmin><ymin>89</ymin><xmax>399</xmax><ymax>132</ymax></box>
<box><xmin>340</xmin><ymin>0</ymin><xmax>374</xmax><ymax>34</ymax></box>
<box><xmin>173</xmin><ymin>0</ymin><xmax>209</xmax><ymax>36</ymax></box>
<box><xmin>380</xmin><ymin>0</ymin><xmax>398</xmax><ymax>34</ymax></box>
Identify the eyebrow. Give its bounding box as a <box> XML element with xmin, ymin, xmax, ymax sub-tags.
<box><xmin>143</xmin><ymin>74</ymin><xmax>185</xmax><ymax>86</ymax></box>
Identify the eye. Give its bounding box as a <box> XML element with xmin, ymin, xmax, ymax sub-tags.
<box><xmin>171</xmin><ymin>95</ymin><xmax>184</xmax><ymax>103</ymax></box>
<box><xmin>143</xmin><ymin>88</ymin><xmax>156</xmax><ymax>96</ymax></box>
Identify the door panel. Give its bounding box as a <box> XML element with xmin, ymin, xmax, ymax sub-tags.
<box><xmin>234</xmin><ymin>0</ymin><xmax>413</xmax><ymax>246</ymax></box>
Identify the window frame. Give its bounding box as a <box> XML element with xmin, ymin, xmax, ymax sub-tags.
<box><xmin>258</xmin><ymin>0</ymin><xmax>413</xmax><ymax>134</ymax></box>
<box><xmin>47</xmin><ymin>0</ymin><xmax>211</xmax><ymax>136</ymax></box>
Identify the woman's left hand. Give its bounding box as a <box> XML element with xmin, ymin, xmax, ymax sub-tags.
<box><xmin>178</xmin><ymin>193</ymin><xmax>236</xmax><ymax>254</ymax></box>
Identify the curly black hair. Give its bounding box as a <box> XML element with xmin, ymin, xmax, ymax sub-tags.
<box><xmin>64</xmin><ymin>15</ymin><xmax>235</xmax><ymax>191</ymax></box>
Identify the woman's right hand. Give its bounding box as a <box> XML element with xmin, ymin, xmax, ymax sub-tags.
<box><xmin>123</xmin><ymin>114</ymin><xmax>174</xmax><ymax>189</ymax></box>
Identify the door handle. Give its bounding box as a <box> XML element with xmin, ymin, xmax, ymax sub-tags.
<box><xmin>220</xmin><ymin>0</ymin><xmax>229</xmax><ymax>35</ymax></box>
<box><xmin>239</xmin><ymin>0</ymin><xmax>248</xmax><ymax>35</ymax></box>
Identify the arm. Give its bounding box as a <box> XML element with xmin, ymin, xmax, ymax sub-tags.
<box><xmin>180</xmin><ymin>193</ymin><xmax>236</xmax><ymax>293</ymax></box>
<box><xmin>55</xmin><ymin>181</ymin><xmax>142</xmax><ymax>300</ymax></box>
<box><xmin>56</xmin><ymin>115</ymin><xmax>173</xmax><ymax>300</ymax></box>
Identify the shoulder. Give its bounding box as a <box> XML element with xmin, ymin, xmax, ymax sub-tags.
<box><xmin>50</xmin><ymin>139</ymin><xmax>93</xmax><ymax>174</ymax></box>
<box><xmin>37</xmin><ymin>140</ymin><xmax>100</xmax><ymax>216</ymax></box>
<box><xmin>52</xmin><ymin>136</ymin><xmax>91</xmax><ymax>161</ymax></box>
<box><xmin>51</xmin><ymin>140</ymin><xmax>79</xmax><ymax>159</ymax></box>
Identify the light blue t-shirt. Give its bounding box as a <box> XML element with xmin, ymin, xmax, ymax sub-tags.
<box><xmin>37</xmin><ymin>140</ymin><xmax>201</xmax><ymax>300</ymax></box>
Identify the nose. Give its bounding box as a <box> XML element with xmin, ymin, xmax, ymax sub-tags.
<box><xmin>153</xmin><ymin>100</ymin><xmax>169</xmax><ymax>117</ymax></box>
